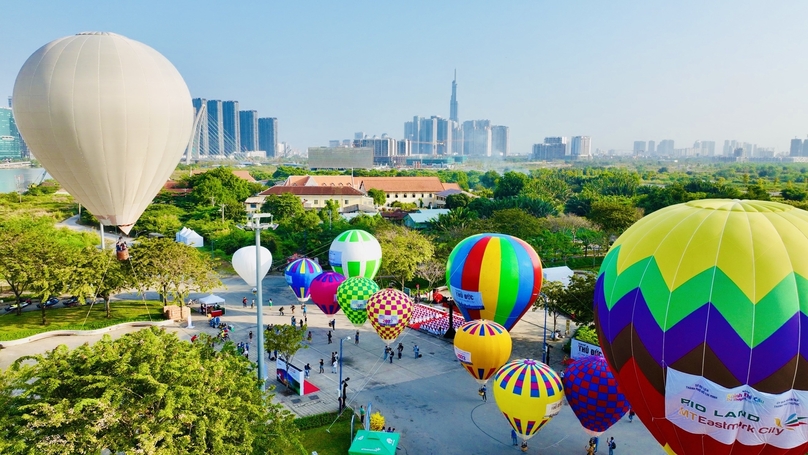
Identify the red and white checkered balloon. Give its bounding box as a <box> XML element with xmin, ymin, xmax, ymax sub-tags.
<box><xmin>367</xmin><ymin>288</ymin><xmax>413</xmax><ymax>343</ymax></box>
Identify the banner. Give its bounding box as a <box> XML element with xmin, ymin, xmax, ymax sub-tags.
<box><xmin>450</xmin><ymin>285</ymin><xmax>484</xmax><ymax>310</ymax></box>
<box><xmin>665</xmin><ymin>368</ymin><xmax>808</xmax><ymax>449</ymax></box>
<box><xmin>570</xmin><ymin>338</ymin><xmax>604</xmax><ymax>360</ymax></box>
<box><xmin>275</xmin><ymin>359</ymin><xmax>304</xmax><ymax>396</ymax></box>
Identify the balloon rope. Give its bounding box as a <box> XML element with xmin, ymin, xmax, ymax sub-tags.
<box><xmin>81</xmin><ymin>252</ymin><xmax>114</xmax><ymax>327</ymax></box>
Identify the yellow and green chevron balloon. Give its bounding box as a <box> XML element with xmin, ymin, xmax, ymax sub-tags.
<box><xmin>337</xmin><ymin>277</ymin><xmax>380</xmax><ymax>327</ymax></box>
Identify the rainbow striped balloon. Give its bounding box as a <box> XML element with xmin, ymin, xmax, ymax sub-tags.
<box><xmin>493</xmin><ymin>359</ymin><xmax>563</xmax><ymax>442</ymax></box>
<box><xmin>453</xmin><ymin>320</ymin><xmax>512</xmax><ymax>385</ymax></box>
<box><xmin>446</xmin><ymin>234</ymin><xmax>542</xmax><ymax>331</ymax></box>
<box><xmin>284</xmin><ymin>258</ymin><xmax>323</xmax><ymax>302</ymax></box>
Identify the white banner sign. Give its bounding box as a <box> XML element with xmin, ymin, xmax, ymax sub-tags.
<box><xmin>570</xmin><ymin>338</ymin><xmax>604</xmax><ymax>360</ymax></box>
<box><xmin>665</xmin><ymin>368</ymin><xmax>808</xmax><ymax>449</ymax></box>
<box><xmin>377</xmin><ymin>314</ymin><xmax>398</xmax><ymax>326</ymax></box>
<box><xmin>328</xmin><ymin>250</ymin><xmax>341</xmax><ymax>268</ymax></box>
<box><xmin>450</xmin><ymin>285</ymin><xmax>484</xmax><ymax>310</ymax></box>
<box><xmin>350</xmin><ymin>299</ymin><xmax>368</xmax><ymax>310</ymax></box>
<box><xmin>454</xmin><ymin>346</ymin><xmax>472</xmax><ymax>364</ymax></box>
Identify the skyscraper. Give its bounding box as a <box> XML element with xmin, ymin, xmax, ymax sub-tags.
<box><xmin>192</xmin><ymin>98</ymin><xmax>209</xmax><ymax>157</ymax></box>
<box><xmin>648</xmin><ymin>140</ymin><xmax>656</xmax><ymax>154</ymax></box>
<box><xmin>0</xmin><ymin>107</ymin><xmax>22</xmax><ymax>159</ymax></box>
<box><xmin>791</xmin><ymin>138</ymin><xmax>804</xmax><ymax>157</ymax></box>
<box><xmin>258</xmin><ymin>117</ymin><xmax>278</xmax><ymax>158</ymax></box>
<box><xmin>491</xmin><ymin>126</ymin><xmax>509</xmax><ymax>156</ymax></box>
<box><xmin>532</xmin><ymin>137</ymin><xmax>567</xmax><ymax>160</ymax></box>
<box><xmin>633</xmin><ymin>141</ymin><xmax>646</xmax><ymax>154</ymax></box>
<box><xmin>206</xmin><ymin>100</ymin><xmax>224</xmax><ymax>155</ymax></box>
<box><xmin>222</xmin><ymin>101</ymin><xmax>240</xmax><ymax>155</ymax></box>
<box><xmin>449</xmin><ymin>70</ymin><xmax>458</xmax><ymax>123</ymax></box>
<box><xmin>239</xmin><ymin>110</ymin><xmax>259</xmax><ymax>152</ymax></box>
<box><xmin>570</xmin><ymin>136</ymin><xmax>591</xmax><ymax>159</ymax></box>
<box><xmin>658</xmin><ymin>139</ymin><xmax>675</xmax><ymax>155</ymax></box>
<box><xmin>462</xmin><ymin>120</ymin><xmax>492</xmax><ymax>156</ymax></box>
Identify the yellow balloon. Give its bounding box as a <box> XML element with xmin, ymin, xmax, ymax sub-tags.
<box><xmin>493</xmin><ymin>359</ymin><xmax>563</xmax><ymax>442</ymax></box>
<box><xmin>453</xmin><ymin>320</ymin><xmax>512</xmax><ymax>385</ymax></box>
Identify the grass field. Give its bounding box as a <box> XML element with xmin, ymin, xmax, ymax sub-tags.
<box><xmin>298</xmin><ymin>412</ymin><xmax>355</xmax><ymax>455</ymax></box>
<box><xmin>0</xmin><ymin>299</ymin><xmax>166</xmax><ymax>341</ymax></box>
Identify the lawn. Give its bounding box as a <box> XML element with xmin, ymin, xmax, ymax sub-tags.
<box><xmin>0</xmin><ymin>299</ymin><xmax>166</xmax><ymax>341</ymax></box>
<box><xmin>298</xmin><ymin>412</ymin><xmax>356</xmax><ymax>455</ymax></box>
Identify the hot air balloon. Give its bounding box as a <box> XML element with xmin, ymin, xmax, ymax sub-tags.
<box><xmin>595</xmin><ymin>199</ymin><xmax>808</xmax><ymax>455</ymax></box>
<box><xmin>12</xmin><ymin>33</ymin><xmax>193</xmax><ymax>234</ymax></box>
<box><xmin>446</xmin><ymin>234</ymin><xmax>542</xmax><ymax>331</ymax></box>
<box><xmin>232</xmin><ymin>246</ymin><xmax>273</xmax><ymax>287</ymax></box>
<box><xmin>563</xmin><ymin>356</ymin><xmax>629</xmax><ymax>437</ymax></box>
<box><xmin>284</xmin><ymin>258</ymin><xmax>322</xmax><ymax>302</ymax></box>
<box><xmin>329</xmin><ymin>230</ymin><xmax>382</xmax><ymax>279</ymax></box>
<box><xmin>453</xmin><ymin>320</ymin><xmax>512</xmax><ymax>385</ymax></box>
<box><xmin>337</xmin><ymin>277</ymin><xmax>380</xmax><ymax>327</ymax></box>
<box><xmin>366</xmin><ymin>288</ymin><xmax>413</xmax><ymax>344</ymax></box>
<box><xmin>493</xmin><ymin>359</ymin><xmax>563</xmax><ymax>444</ymax></box>
<box><xmin>309</xmin><ymin>272</ymin><xmax>346</xmax><ymax>316</ymax></box>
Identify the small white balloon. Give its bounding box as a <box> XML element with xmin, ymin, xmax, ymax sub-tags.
<box><xmin>232</xmin><ymin>246</ymin><xmax>273</xmax><ymax>287</ymax></box>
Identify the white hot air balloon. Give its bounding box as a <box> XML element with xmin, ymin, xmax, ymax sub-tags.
<box><xmin>232</xmin><ymin>246</ymin><xmax>273</xmax><ymax>287</ymax></box>
<box><xmin>12</xmin><ymin>32</ymin><xmax>193</xmax><ymax>234</ymax></box>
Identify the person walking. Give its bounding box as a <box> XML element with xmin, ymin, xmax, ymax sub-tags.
<box><xmin>328</xmin><ymin>331</ymin><xmax>333</xmax><ymax>344</ymax></box>
<box><xmin>291</xmin><ymin>316</ymin><xmax>296</xmax><ymax>326</ymax></box>
<box><xmin>291</xmin><ymin>304</ymin><xmax>295</xmax><ymax>314</ymax></box>
<box><xmin>248</xmin><ymin>331</ymin><xmax>253</xmax><ymax>342</ymax></box>
<box><xmin>302</xmin><ymin>304</ymin><xmax>307</xmax><ymax>315</ymax></box>
<box><xmin>279</xmin><ymin>307</ymin><xmax>284</xmax><ymax>316</ymax></box>
<box><xmin>299</xmin><ymin>319</ymin><xmax>303</xmax><ymax>329</ymax></box>
<box><xmin>307</xmin><ymin>331</ymin><xmax>312</xmax><ymax>342</ymax></box>
<box><xmin>608</xmin><ymin>437</ymin><xmax>616</xmax><ymax>455</ymax></box>
<box><xmin>628</xmin><ymin>409</ymin><xmax>635</xmax><ymax>422</ymax></box>
<box><xmin>397</xmin><ymin>343</ymin><xmax>403</xmax><ymax>359</ymax></box>
<box><xmin>479</xmin><ymin>384</ymin><xmax>487</xmax><ymax>401</ymax></box>
<box><xmin>304</xmin><ymin>363</ymin><xmax>311</xmax><ymax>378</ymax></box>
<box><xmin>331</xmin><ymin>358</ymin><xmax>337</xmax><ymax>374</ymax></box>
<box><xmin>242</xmin><ymin>297</ymin><xmax>247</xmax><ymax>308</ymax></box>
<box><xmin>413</xmin><ymin>345</ymin><xmax>420</xmax><ymax>358</ymax></box>
<box><xmin>355</xmin><ymin>330</ymin><xmax>360</xmax><ymax>345</ymax></box>
<box><xmin>511</xmin><ymin>429</ymin><xmax>518</xmax><ymax>446</ymax></box>
<box><xmin>319</xmin><ymin>359</ymin><xmax>324</xmax><ymax>373</ymax></box>
<box><xmin>268</xmin><ymin>298</ymin><xmax>273</xmax><ymax>306</ymax></box>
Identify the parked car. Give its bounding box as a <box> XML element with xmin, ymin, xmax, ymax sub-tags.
<box><xmin>62</xmin><ymin>296</ymin><xmax>81</xmax><ymax>307</ymax></box>
<box><xmin>4</xmin><ymin>300</ymin><xmax>32</xmax><ymax>312</ymax></box>
<box><xmin>37</xmin><ymin>297</ymin><xmax>60</xmax><ymax>309</ymax></box>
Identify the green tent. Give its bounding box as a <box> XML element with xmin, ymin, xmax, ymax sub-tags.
<box><xmin>348</xmin><ymin>430</ymin><xmax>400</xmax><ymax>455</ymax></box>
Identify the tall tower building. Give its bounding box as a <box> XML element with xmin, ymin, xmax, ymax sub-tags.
<box><xmin>462</xmin><ymin>120</ymin><xmax>492</xmax><ymax>156</ymax></box>
<box><xmin>192</xmin><ymin>98</ymin><xmax>209</xmax><ymax>157</ymax></box>
<box><xmin>648</xmin><ymin>140</ymin><xmax>656</xmax><ymax>154</ymax></box>
<box><xmin>570</xmin><ymin>136</ymin><xmax>592</xmax><ymax>159</ymax></box>
<box><xmin>791</xmin><ymin>138</ymin><xmax>804</xmax><ymax>157</ymax></box>
<box><xmin>206</xmin><ymin>100</ymin><xmax>224</xmax><ymax>155</ymax></box>
<box><xmin>222</xmin><ymin>101</ymin><xmax>240</xmax><ymax>155</ymax></box>
<box><xmin>239</xmin><ymin>110</ymin><xmax>259</xmax><ymax>152</ymax></box>
<box><xmin>258</xmin><ymin>117</ymin><xmax>278</xmax><ymax>158</ymax></box>
<box><xmin>633</xmin><ymin>141</ymin><xmax>646</xmax><ymax>154</ymax></box>
<box><xmin>491</xmin><ymin>126</ymin><xmax>509</xmax><ymax>156</ymax></box>
<box><xmin>449</xmin><ymin>70</ymin><xmax>459</xmax><ymax>123</ymax></box>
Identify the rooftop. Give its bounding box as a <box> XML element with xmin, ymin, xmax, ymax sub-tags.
<box><xmin>259</xmin><ymin>185</ymin><xmax>365</xmax><ymax>196</ymax></box>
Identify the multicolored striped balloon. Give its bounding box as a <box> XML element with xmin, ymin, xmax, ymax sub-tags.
<box><xmin>366</xmin><ymin>288</ymin><xmax>413</xmax><ymax>344</ymax></box>
<box><xmin>284</xmin><ymin>258</ymin><xmax>322</xmax><ymax>302</ymax></box>
<box><xmin>309</xmin><ymin>271</ymin><xmax>346</xmax><ymax>316</ymax></box>
<box><xmin>563</xmin><ymin>356</ymin><xmax>628</xmax><ymax>437</ymax></box>
<box><xmin>453</xmin><ymin>320</ymin><xmax>512</xmax><ymax>385</ymax></box>
<box><xmin>329</xmin><ymin>229</ymin><xmax>382</xmax><ymax>279</ymax></box>
<box><xmin>446</xmin><ymin>233</ymin><xmax>543</xmax><ymax>331</ymax></box>
<box><xmin>596</xmin><ymin>200</ymin><xmax>808</xmax><ymax>455</ymax></box>
<box><xmin>493</xmin><ymin>359</ymin><xmax>563</xmax><ymax>443</ymax></box>
<box><xmin>337</xmin><ymin>277</ymin><xmax>379</xmax><ymax>327</ymax></box>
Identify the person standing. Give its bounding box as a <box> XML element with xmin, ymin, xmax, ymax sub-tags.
<box><xmin>608</xmin><ymin>437</ymin><xmax>616</xmax><ymax>455</ymax></box>
<box><xmin>328</xmin><ymin>331</ymin><xmax>333</xmax><ymax>344</ymax></box>
<box><xmin>299</xmin><ymin>319</ymin><xmax>303</xmax><ymax>329</ymax></box>
<box><xmin>592</xmin><ymin>436</ymin><xmax>599</xmax><ymax>453</ymax></box>
<box><xmin>242</xmin><ymin>296</ymin><xmax>247</xmax><ymax>308</ymax></box>
<box><xmin>359</xmin><ymin>405</ymin><xmax>366</xmax><ymax>426</ymax></box>
<box><xmin>413</xmin><ymin>345</ymin><xmax>420</xmax><ymax>358</ymax></box>
<box><xmin>291</xmin><ymin>316</ymin><xmax>296</xmax><ymax>326</ymax></box>
<box><xmin>383</xmin><ymin>346</ymin><xmax>389</xmax><ymax>360</ymax></box>
<box><xmin>397</xmin><ymin>343</ymin><xmax>403</xmax><ymax>359</ymax></box>
<box><xmin>307</xmin><ymin>331</ymin><xmax>312</xmax><ymax>342</ymax></box>
<box><xmin>628</xmin><ymin>409</ymin><xmax>635</xmax><ymax>422</ymax></box>
<box><xmin>332</xmin><ymin>358</ymin><xmax>337</xmax><ymax>374</ymax></box>
<box><xmin>511</xmin><ymin>429</ymin><xmax>518</xmax><ymax>446</ymax></box>
<box><xmin>586</xmin><ymin>442</ymin><xmax>595</xmax><ymax>455</ymax></box>
<box><xmin>389</xmin><ymin>350</ymin><xmax>393</xmax><ymax>364</ymax></box>
<box><xmin>279</xmin><ymin>307</ymin><xmax>284</xmax><ymax>316</ymax></box>
<box><xmin>249</xmin><ymin>330</ymin><xmax>253</xmax><ymax>342</ymax></box>
<box><xmin>291</xmin><ymin>304</ymin><xmax>295</xmax><ymax>314</ymax></box>
<box><xmin>319</xmin><ymin>359</ymin><xmax>324</xmax><ymax>373</ymax></box>
<box><xmin>304</xmin><ymin>363</ymin><xmax>311</xmax><ymax>378</ymax></box>
<box><xmin>302</xmin><ymin>304</ymin><xmax>307</xmax><ymax>315</ymax></box>
<box><xmin>355</xmin><ymin>330</ymin><xmax>360</xmax><ymax>345</ymax></box>
<box><xmin>268</xmin><ymin>298</ymin><xmax>273</xmax><ymax>307</ymax></box>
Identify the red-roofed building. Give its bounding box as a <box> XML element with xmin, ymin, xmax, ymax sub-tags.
<box><xmin>245</xmin><ymin>184</ymin><xmax>374</xmax><ymax>213</ymax></box>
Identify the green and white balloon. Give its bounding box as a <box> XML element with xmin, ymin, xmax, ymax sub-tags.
<box><xmin>329</xmin><ymin>229</ymin><xmax>382</xmax><ymax>279</ymax></box>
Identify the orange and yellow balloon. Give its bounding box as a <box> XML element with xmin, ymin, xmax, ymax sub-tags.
<box><xmin>453</xmin><ymin>320</ymin><xmax>512</xmax><ymax>385</ymax></box>
<box><xmin>493</xmin><ymin>359</ymin><xmax>563</xmax><ymax>443</ymax></box>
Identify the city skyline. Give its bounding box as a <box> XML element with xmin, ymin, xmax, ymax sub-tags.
<box><xmin>2</xmin><ymin>2</ymin><xmax>808</xmax><ymax>155</ymax></box>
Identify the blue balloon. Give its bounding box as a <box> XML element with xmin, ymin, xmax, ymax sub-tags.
<box><xmin>284</xmin><ymin>258</ymin><xmax>323</xmax><ymax>302</ymax></box>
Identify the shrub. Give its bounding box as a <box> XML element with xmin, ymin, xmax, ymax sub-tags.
<box><xmin>369</xmin><ymin>412</ymin><xmax>385</xmax><ymax>431</ymax></box>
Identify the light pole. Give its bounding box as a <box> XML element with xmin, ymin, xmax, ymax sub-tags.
<box><xmin>339</xmin><ymin>336</ymin><xmax>351</xmax><ymax>407</ymax></box>
<box><xmin>541</xmin><ymin>292</ymin><xmax>549</xmax><ymax>364</ymax></box>
<box><xmin>250</xmin><ymin>213</ymin><xmax>275</xmax><ymax>391</ymax></box>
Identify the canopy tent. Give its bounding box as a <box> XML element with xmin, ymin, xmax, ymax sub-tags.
<box><xmin>176</xmin><ymin>227</ymin><xmax>204</xmax><ymax>248</ymax></box>
<box><xmin>199</xmin><ymin>294</ymin><xmax>225</xmax><ymax>304</ymax></box>
<box><xmin>349</xmin><ymin>430</ymin><xmax>400</xmax><ymax>455</ymax></box>
<box><xmin>543</xmin><ymin>266</ymin><xmax>574</xmax><ymax>287</ymax></box>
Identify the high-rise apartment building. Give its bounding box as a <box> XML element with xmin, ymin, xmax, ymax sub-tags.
<box><xmin>633</xmin><ymin>141</ymin><xmax>646</xmax><ymax>154</ymax></box>
<box><xmin>801</xmin><ymin>139</ymin><xmax>808</xmax><ymax>157</ymax></box>
<box><xmin>648</xmin><ymin>140</ymin><xmax>656</xmax><ymax>154</ymax></box>
<box><xmin>658</xmin><ymin>139</ymin><xmax>675</xmax><ymax>155</ymax></box>
<box><xmin>0</xmin><ymin>107</ymin><xmax>22</xmax><ymax>159</ymax></box>
<box><xmin>206</xmin><ymin>100</ymin><xmax>224</xmax><ymax>155</ymax></box>
<box><xmin>222</xmin><ymin>101</ymin><xmax>240</xmax><ymax>155</ymax></box>
<box><xmin>239</xmin><ymin>110</ymin><xmax>259</xmax><ymax>152</ymax></box>
<box><xmin>462</xmin><ymin>120</ymin><xmax>492</xmax><ymax>156</ymax></box>
<box><xmin>792</xmin><ymin>138</ymin><xmax>804</xmax><ymax>157</ymax></box>
<box><xmin>570</xmin><ymin>136</ymin><xmax>591</xmax><ymax>159</ymax></box>
<box><xmin>491</xmin><ymin>126</ymin><xmax>509</xmax><ymax>156</ymax></box>
<box><xmin>192</xmin><ymin>98</ymin><xmax>209</xmax><ymax>157</ymax></box>
<box><xmin>258</xmin><ymin>117</ymin><xmax>278</xmax><ymax>158</ymax></box>
<box><xmin>449</xmin><ymin>70</ymin><xmax>458</xmax><ymax>123</ymax></box>
<box><xmin>532</xmin><ymin>137</ymin><xmax>567</xmax><ymax>160</ymax></box>
<box><xmin>698</xmin><ymin>140</ymin><xmax>716</xmax><ymax>156</ymax></box>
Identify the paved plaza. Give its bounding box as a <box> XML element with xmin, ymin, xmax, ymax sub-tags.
<box><xmin>0</xmin><ymin>275</ymin><xmax>667</xmax><ymax>454</ymax></box>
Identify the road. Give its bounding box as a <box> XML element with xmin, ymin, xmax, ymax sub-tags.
<box><xmin>57</xmin><ymin>214</ymin><xmax>133</xmax><ymax>247</ymax></box>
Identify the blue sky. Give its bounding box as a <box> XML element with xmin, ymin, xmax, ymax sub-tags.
<box><xmin>2</xmin><ymin>1</ymin><xmax>807</xmax><ymax>155</ymax></box>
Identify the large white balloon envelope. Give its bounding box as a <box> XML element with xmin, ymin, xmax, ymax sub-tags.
<box><xmin>12</xmin><ymin>32</ymin><xmax>193</xmax><ymax>234</ymax></box>
<box><xmin>232</xmin><ymin>246</ymin><xmax>273</xmax><ymax>287</ymax></box>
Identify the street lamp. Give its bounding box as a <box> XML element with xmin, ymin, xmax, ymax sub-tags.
<box><xmin>339</xmin><ymin>336</ymin><xmax>352</xmax><ymax>408</ymax></box>
<box><xmin>541</xmin><ymin>292</ymin><xmax>549</xmax><ymax>364</ymax></box>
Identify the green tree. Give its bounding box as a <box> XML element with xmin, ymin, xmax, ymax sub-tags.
<box><xmin>0</xmin><ymin>327</ymin><xmax>304</xmax><ymax>454</ymax></box>
<box><xmin>130</xmin><ymin>238</ymin><xmax>221</xmax><ymax>305</ymax></box>
<box><xmin>560</xmin><ymin>272</ymin><xmax>597</xmax><ymax>326</ymax></box>
<box><xmin>444</xmin><ymin>192</ymin><xmax>472</xmax><ymax>209</ymax></box>
<box><xmin>0</xmin><ymin>218</ymin><xmax>51</xmax><ymax>313</ymax></box>
<box><xmin>131</xmin><ymin>203</ymin><xmax>185</xmax><ymax>237</ymax></box>
<box><xmin>262</xmin><ymin>193</ymin><xmax>305</xmax><ymax>222</ymax></box>
<box><xmin>415</xmin><ymin>259</ymin><xmax>445</xmax><ymax>290</ymax></box>
<box><xmin>264</xmin><ymin>324</ymin><xmax>308</xmax><ymax>369</ymax></box>
<box><xmin>493</xmin><ymin>171</ymin><xmax>528</xmax><ymax>199</ymax></box>
<box><xmin>586</xmin><ymin>197</ymin><xmax>642</xmax><ymax>235</ymax></box>
<box><xmin>490</xmin><ymin>208</ymin><xmax>544</xmax><ymax>239</ymax></box>
<box><xmin>377</xmin><ymin>225</ymin><xmax>435</xmax><ymax>288</ymax></box>
<box><xmin>186</xmin><ymin>166</ymin><xmax>264</xmax><ymax>213</ymax></box>
<box><xmin>480</xmin><ymin>170</ymin><xmax>500</xmax><ymax>189</ymax></box>
<box><xmin>781</xmin><ymin>185</ymin><xmax>808</xmax><ymax>201</ymax></box>
<box><xmin>367</xmin><ymin>188</ymin><xmax>387</xmax><ymax>206</ymax></box>
<box><xmin>532</xmin><ymin>280</ymin><xmax>567</xmax><ymax>333</ymax></box>
<box><xmin>66</xmin><ymin>248</ymin><xmax>136</xmax><ymax>318</ymax></box>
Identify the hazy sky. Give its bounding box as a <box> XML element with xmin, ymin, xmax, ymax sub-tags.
<box><xmin>2</xmin><ymin>1</ymin><xmax>807</xmax><ymax>155</ymax></box>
